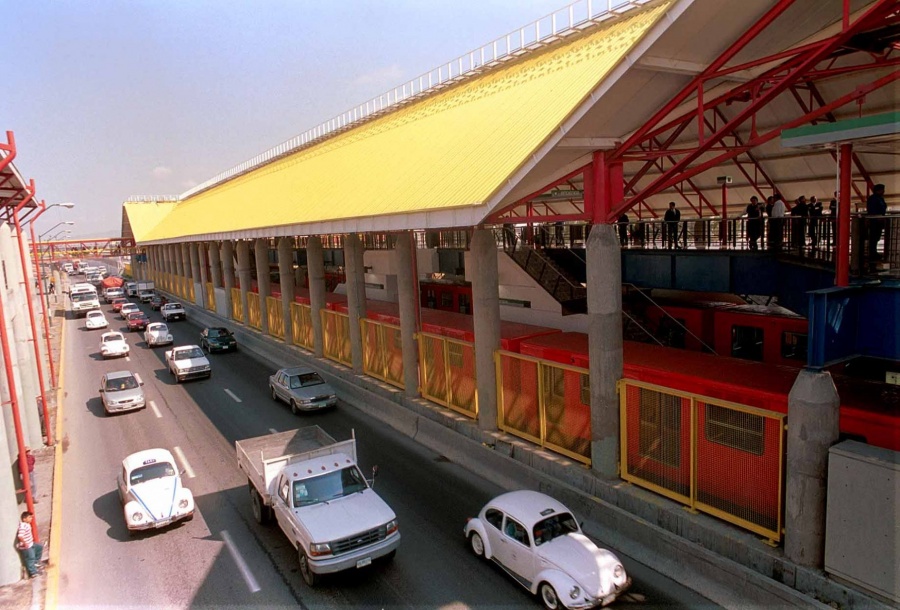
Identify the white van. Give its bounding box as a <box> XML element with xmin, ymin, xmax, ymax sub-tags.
<box><xmin>125</xmin><ymin>282</ymin><xmax>138</xmax><ymax>297</ymax></box>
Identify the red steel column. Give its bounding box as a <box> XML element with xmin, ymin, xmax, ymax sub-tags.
<box><xmin>0</xmin><ymin>289</ymin><xmax>39</xmax><ymax>540</ymax></box>
<box><xmin>11</xmin><ymin>184</ymin><xmax>53</xmax><ymax>445</ymax></box>
<box><xmin>30</xmin><ymin>220</ymin><xmax>57</xmax><ymax>390</ymax></box>
<box><xmin>836</xmin><ymin>143</ymin><xmax>852</xmax><ymax>286</ymax></box>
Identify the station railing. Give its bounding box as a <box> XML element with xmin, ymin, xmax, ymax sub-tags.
<box><xmin>321</xmin><ymin>309</ymin><xmax>352</xmax><ymax>366</ymax></box>
<box><xmin>247</xmin><ymin>293</ymin><xmax>261</xmax><ymax>330</ymax></box>
<box><xmin>266</xmin><ymin>296</ymin><xmax>284</xmax><ymax>339</ymax></box>
<box><xmin>495</xmin><ymin>350</ymin><xmax>591</xmax><ymax>464</ymax></box>
<box><xmin>361</xmin><ymin>319</ymin><xmax>405</xmax><ymax>390</ymax></box>
<box><xmin>231</xmin><ymin>287</ymin><xmax>243</xmax><ymax>322</ymax></box>
<box><xmin>290</xmin><ymin>302</ymin><xmax>314</xmax><ymax>349</ymax></box>
<box><xmin>417</xmin><ymin>331</ymin><xmax>478</xmax><ymax>418</ymax></box>
<box><xmin>205</xmin><ymin>282</ymin><xmax>215</xmax><ymax>312</ymax></box>
<box><xmin>618</xmin><ymin>378</ymin><xmax>785</xmax><ymax>543</ymax></box>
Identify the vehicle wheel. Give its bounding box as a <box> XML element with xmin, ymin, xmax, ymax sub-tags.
<box><xmin>469</xmin><ymin>532</ymin><xmax>485</xmax><ymax>559</ymax></box>
<box><xmin>298</xmin><ymin>549</ymin><xmax>318</xmax><ymax>587</ymax></box>
<box><xmin>270</xmin><ymin>386</ymin><xmax>278</xmax><ymax>402</ymax></box>
<box><xmin>250</xmin><ymin>485</ymin><xmax>271</xmax><ymax>525</ymax></box>
<box><xmin>290</xmin><ymin>399</ymin><xmax>299</xmax><ymax>415</ymax></box>
<box><xmin>539</xmin><ymin>583</ymin><xmax>561</xmax><ymax>610</ymax></box>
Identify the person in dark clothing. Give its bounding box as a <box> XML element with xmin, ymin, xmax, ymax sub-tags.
<box><xmin>791</xmin><ymin>196</ymin><xmax>809</xmax><ymax>251</ymax></box>
<box><xmin>746</xmin><ymin>196</ymin><xmax>762</xmax><ymax>251</ymax></box>
<box><xmin>617</xmin><ymin>213</ymin><xmax>629</xmax><ymax>247</ymax></box>
<box><xmin>808</xmin><ymin>196</ymin><xmax>823</xmax><ymax>248</ymax></box>
<box><xmin>664</xmin><ymin>202</ymin><xmax>680</xmax><ymax>250</ymax></box>
<box><xmin>867</xmin><ymin>183</ymin><xmax>888</xmax><ymax>262</ymax></box>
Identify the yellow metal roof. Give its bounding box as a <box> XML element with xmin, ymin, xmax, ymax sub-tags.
<box><xmin>123</xmin><ymin>200</ymin><xmax>179</xmax><ymax>243</ymax></box>
<box><xmin>142</xmin><ymin>1</ymin><xmax>671</xmax><ymax>243</ymax></box>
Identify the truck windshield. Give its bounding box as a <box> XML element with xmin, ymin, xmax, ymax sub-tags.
<box><xmin>71</xmin><ymin>292</ymin><xmax>96</xmax><ymax>303</ymax></box>
<box><xmin>177</xmin><ymin>348</ymin><xmax>204</xmax><ymax>359</ymax></box>
<box><xmin>292</xmin><ymin>466</ymin><xmax>367</xmax><ymax>507</ymax></box>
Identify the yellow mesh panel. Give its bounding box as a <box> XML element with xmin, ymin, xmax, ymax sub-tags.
<box><xmin>206</xmin><ymin>282</ymin><xmax>215</xmax><ymax>311</ymax></box>
<box><xmin>247</xmin><ymin>293</ymin><xmax>261</xmax><ymax>330</ymax></box>
<box><xmin>267</xmin><ymin>296</ymin><xmax>284</xmax><ymax>339</ymax></box>
<box><xmin>231</xmin><ymin>288</ymin><xmax>243</xmax><ymax>322</ymax></box>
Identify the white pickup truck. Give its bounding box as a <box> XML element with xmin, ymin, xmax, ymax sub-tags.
<box><xmin>164</xmin><ymin>345</ymin><xmax>211</xmax><ymax>382</ymax></box>
<box><xmin>237</xmin><ymin>427</ymin><xmax>400</xmax><ymax>587</ymax></box>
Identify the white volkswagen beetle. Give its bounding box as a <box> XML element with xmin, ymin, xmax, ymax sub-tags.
<box><xmin>144</xmin><ymin>322</ymin><xmax>173</xmax><ymax>347</ymax></box>
<box><xmin>117</xmin><ymin>448</ymin><xmax>194</xmax><ymax>533</ymax></box>
<box><xmin>85</xmin><ymin>310</ymin><xmax>109</xmax><ymax>330</ymax></box>
<box><xmin>100</xmin><ymin>331</ymin><xmax>130</xmax><ymax>358</ymax></box>
<box><xmin>464</xmin><ymin>491</ymin><xmax>630</xmax><ymax>609</ymax></box>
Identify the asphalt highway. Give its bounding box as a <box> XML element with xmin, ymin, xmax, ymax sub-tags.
<box><xmin>56</xmin><ymin>294</ymin><xmax>718</xmax><ymax>609</ymax></box>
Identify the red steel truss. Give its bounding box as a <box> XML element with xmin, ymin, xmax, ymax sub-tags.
<box><xmin>38</xmin><ymin>237</ymin><xmax>136</xmax><ymax>260</ymax></box>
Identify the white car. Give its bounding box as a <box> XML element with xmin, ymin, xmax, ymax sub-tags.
<box><xmin>144</xmin><ymin>322</ymin><xmax>173</xmax><ymax>347</ymax></box>
<box><xmin>117</xmin><ymin>448</ymin><xmax>194</xmax><ymax>533</ymax></box>
<box><xmin>100</xmin><ymin>370</ymin><xmax>145</xmax><ymax>415</ymax></box>
<box><xmin>105</xmin><ymin>287</ymin><xmax>125</xmax><ymax>303</ymax></box>
<box><xmin>120</xmin><ymin>303</ymin><xmax>140</xmax><ymax>319</ymax></box>
<box><xmin>100</xmin><ymin>331</ymin><xmax>130</xmax><ymax>359</ymax></box>
<box><xmin>85</xmin><ymin>310</ymin><xmax>109</xmax><ymax>330</ymax></box>
<box><xmin>464</xmin><ymin>491</ymin><xmax>630</xmax><ymax>609</ymax></box>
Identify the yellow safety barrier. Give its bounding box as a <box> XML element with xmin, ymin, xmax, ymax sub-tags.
<box><xmin>247</xmin><ymin>293</ymin><xmax>261</xmax><ymax>330</ymax></box>
<box><xmin>231</xmin><ymin>287</ymin><xmax>243</xmax><ymax>322</ymax></box>
<box><xmin>417</xmin><ymin>331</ymin><xmax>477</xmax><ymax>418</ymax></box>
<box><xmin>361</xmin><ymin>319</ymin><xmax>404</xmax><ymax>390</ymax></box>
<box><xmin>205</xmin><ymin>282</ymin><xmax>215</xmax><ymax>312</ymax></box>
<box><xmin>266</xmin><ymin>296</ymin><xmax>284</xmax><ymax>339</ymax></box>
<box><xmin>321</xmin><ymin>310</ymin><xmax>352</xmax><ymax>366</ymax></box>
<box><xmin>290</xmin><ymin>302</ymin><xmax>314</xmax><ymax>349</ymax></box>
<box><xmin>619</xmin><ymin>379</ymin><xmax>785</xmax><ymax>543</ymax></box>
<box><xmin>495</xmin><ymin>350</ymin><xmax>591</xmax><ymax>465</ymax></box>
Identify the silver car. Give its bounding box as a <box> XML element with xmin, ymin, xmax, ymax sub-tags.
<box><xmin>99</xmin><ymin>371</ymin><xmax>145</xmax><ymax>415</ymax></box>
<box><xmin>268</xmin><ymin>366</ymin><xmax>337</xmax><ymax>414</ymax></box>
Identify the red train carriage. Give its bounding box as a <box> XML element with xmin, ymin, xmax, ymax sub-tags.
<box><xmin>420</xmin><ymin>280</ymin><xmax>473</xmax><ymax>314</ymax></box>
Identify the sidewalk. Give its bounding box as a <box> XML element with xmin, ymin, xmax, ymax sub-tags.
<box><xmin>0</xmin><ymin>294</ymin><xmax>65</xmax><ymax>609</ymax></box>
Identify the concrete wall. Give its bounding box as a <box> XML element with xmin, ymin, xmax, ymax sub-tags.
<box><xmin>825</xmin><ymin>441</ymin><xmax>900</xmax><ymax>604</ymax></box>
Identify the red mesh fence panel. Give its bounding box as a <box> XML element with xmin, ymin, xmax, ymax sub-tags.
<box><xmin>542</xmin><ymin>365</ymin><xmax>591</xmax><ymax>461</ymax></box>
<box><xmin>498</xmin><ymin>353</ymin><xmax>540</xmax><ymax>442</ymax></box>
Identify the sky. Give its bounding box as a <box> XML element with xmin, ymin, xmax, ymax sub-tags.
<box><xmin>2</xmin><ymin>0</ymin><xmax>566</xmax><ymax>239</ymax></box>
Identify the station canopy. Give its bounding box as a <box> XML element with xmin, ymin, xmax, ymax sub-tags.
<box><xmin>125</xmin><ymin>0</ymin><xmax>899</xmax><ymax>245</ymax></box>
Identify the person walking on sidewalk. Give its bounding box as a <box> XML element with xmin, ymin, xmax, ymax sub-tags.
<box><xmin>16</xmin><ymin>511</ymin><xmax>44</xmax><ymax>579</ymax></box>
<box><xmin>17</xmin><ymin>447</ymin><xmax>37</xmax><ymax>502</ymax></box>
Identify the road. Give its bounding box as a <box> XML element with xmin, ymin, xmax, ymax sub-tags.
<box><xmin>56</xmin><ymin>293</ymin><xmax>718</xmax><ymax>609</ymax></box>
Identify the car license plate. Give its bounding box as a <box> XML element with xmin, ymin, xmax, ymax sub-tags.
<box><xmin>356</xmin><ymin>557</ymin><xmax>372</xmax><ymax>569</ymax></box>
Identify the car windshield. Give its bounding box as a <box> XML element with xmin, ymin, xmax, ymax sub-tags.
<box><xmin>292</xmin><ymin>466</ymin><xmax>367</xmax><ymax>507</ymax></box>
<box><xmin>177</xmin><ymin>348</ymin><xmax>204</xmax><ymax>359</ymax></box>
<box><xmin>88</xmin><ymin>312</ymin><xmax>103</xmax><ymax>319</ymax></box>
<box><xmin>127</xmin><ymin>313</ymin><xmax>146</xmax><ymax>320</ymax></box>
<box><xmin>129</xmin><ymin>462</ymin><xmax>176</xmax><ymax>486</ymax></box>
<box><xmin>288</xmin><ymin>372</ymin><xmax>324</xmax><ymax>389</ymax></box>
<box><xmin>106</xmin><ymin>376</ymin><xmax>139</xmax><ymax>392</ymax></box>
<box><xmin>103</xmin><ymin>334</ymin><xmax>123</xmax><ymax>343</ymax></box>
<box><xmin>150</xmin><ymin>324</ymin><xmax>168</xmax><ymax>333</ymax></box>
<box><xmin>208</xmin><ymin>329</ymin><xmax>228</xmax><ymax>338</ymax></box>
<box><xmin>532</xmin><ymin>512</ymin><xmax>579</xmax><ymax>546</ymax></box>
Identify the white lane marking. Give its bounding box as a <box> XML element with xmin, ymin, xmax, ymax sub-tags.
<box><xmin>268</xmin><ymin>428</ymin><xmax>277</xmax><ymax>434</ymax></box>
<box><xmin>173</xmin><ymin>446</ymin><xmax>195</xmax><ymax>479</ymax></box>
<box><xmin>221</xmin><ymin>530</ymin><xmax>261</xmax><ymax>593</ymax></box>
<box><xmin>224</xmin><ymin>389</ymin><xmax>242</xmax><ymax>403</ymax></box>
<box><xmin>149</xmin><ymin>400</ymin><xmax>162</xmax><ymax>419</ymax></box>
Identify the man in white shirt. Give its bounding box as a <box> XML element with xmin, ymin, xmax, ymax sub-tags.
<box><xmin>769</xmin><ymin>193</ymin><xmax>786</xmax><ymax>250</ymax></box>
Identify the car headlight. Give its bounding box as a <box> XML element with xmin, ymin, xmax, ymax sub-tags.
<box><xmin>328</xmin><ymin>394</ymin><xmax>336</xmax><ymax>400</ymax></box>
<box><xmin>178</xmin><ymin>498</ymin><xmax>189</xmax><ymax>509</ymax></box>
<box><xmin>299</xmin><ymin>397</ymin><xmax>312</xmax><ymax>404</ymax></box>
<box><xmin>613</xmin><ymin>564</ymin><xmax>624</xmax><ymax>579</ymax></box>
<box><xmin>132</xmin><ymin>511</ymin><xmax>144</xmax><ymax>522</ymax></box>
<box><xmin>569</xmin><ymin>586</ymin><xmax>581</xmax><ymax>600</ymax></box>
<box><xmin>386</xmin><ymin>519</ymin><xmax>398</xmax><ymax>535</ymax></box>
<box><xmin>310</xmin><ymin>542</ymin><xmax>331</xmax><ymax>557</ymax></box>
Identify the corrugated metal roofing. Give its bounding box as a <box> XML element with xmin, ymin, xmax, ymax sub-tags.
<box><xmin>122</xmin><ymin>201</ymin><xmax>179</xmax><ymax>243</ymax></box>
<box><xmin>141</xmin><ymin>1</ymin><xmax>672</xmax><ymax>243</ymax></box>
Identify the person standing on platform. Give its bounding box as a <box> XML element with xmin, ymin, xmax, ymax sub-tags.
<box><xmin>769</xmin><ymin>193</ymin><xmax>786</xmax><ymax>250</ymax></box>
<box><xmin>791</xmin><ymin>196</ymin><xmax>809</xmax><ymax>251</ymax></box>
<box><xmin>867</xmin><ymin>183</ymin><xmax>887</xmax><ymax>263</ymax></box>
<box><xmin>746</xmin><ymin>196</ymin><xmax>762</xmax><ymax>251</ymax></box>
<box><xmin>16</xmin><ymin>511</ymin><xmax>44</xmax><ymax>579</ymax></box>
<box><xmin>808</xmin><ymin>196</ymin><xmax>823</xmax><ymax>248</ymax></box>
<box><xmin>664</xmin><ymin>202</ymin><xmax>681</xmax><ymax>250</ymax></box>
<box><xmin>617</xmin><ymin>213</ymin><xmax>630</xmax><ymax>247</ymax></box>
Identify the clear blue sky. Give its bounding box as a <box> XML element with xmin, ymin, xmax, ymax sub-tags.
<box><xmin>2</xmin><ymin>0</ymin><xmax>568</xmax><ymax>238</ymax></box>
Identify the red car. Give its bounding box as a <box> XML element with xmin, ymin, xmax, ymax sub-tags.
<box><xmin>125</xmin><ymin>311</ymin><xmax>150</xmax><ymax>331</ymax></box>
<box><xmin>111</xmin><ymin>297</ymin><xmax>128</xmax><ymax>313</ymax></box>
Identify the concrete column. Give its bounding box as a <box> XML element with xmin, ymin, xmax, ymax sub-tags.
<box><xmin>586</xmin><ymin>224</ymin><xmax>622</xmax><ymax>478</ymax></box>
<box><xmin>189</xmin><ymin>242</ymin><xmax>202</xmax><ymax>307</ymax></box>
<box><xmin>307</xmin><ymin>236</ymin><xmax>326</xmax><ymax>358</ymax></box>
<box><xmin>222</xmin><ymin>241</ymin><xmax>236</xmax><ymax>320</ymax></box>
<box><xmin>198</xmin><ymin>242</ymin><xmax>209</xmax><ymax>309</ymax></box>
<box><xmin>277</xmin><ymin>238</ymin><xmax>295</xmax><ymax>344</ymax></box>
<box><xmin>179</xmin><ymin>243</ymin><xmax>189</xmax><ymax>296</ymax></box>
<box><xmin>470</xmin><ymin>229</ymin><xmax>501</xmax><ymax>432</ymax></box>
<box><xmin>344</xmin><ymin>234</ymin><xmax>366</xmax><ymax>372</ymax></box>
<box><xmin>209</xmin><ymin>241</ymin><xmax>222</xmax><ymax>288</ymax></box>
<box><xmin>236</xmin><ymin>241</ymin><xmax>252</xmax><ymax>326</ymax></box>
<box><xmin>255</xmin><ymin>239</ymin><xmax>271</xmax><ymax>335</ymax></box>
<box><xmin>395</xmin><ymin>232</ymin><xmax>420</xmax><ymax>397</ymax></box>
<box><xmin>785</xmin><ymin>369</ymin><xmax>840</xmax><ymax>568</ymax></box>
<box><xmin>167</xmin><ymin>244</ymin><xmax>177</xmax><ymax>291</ymax></box>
